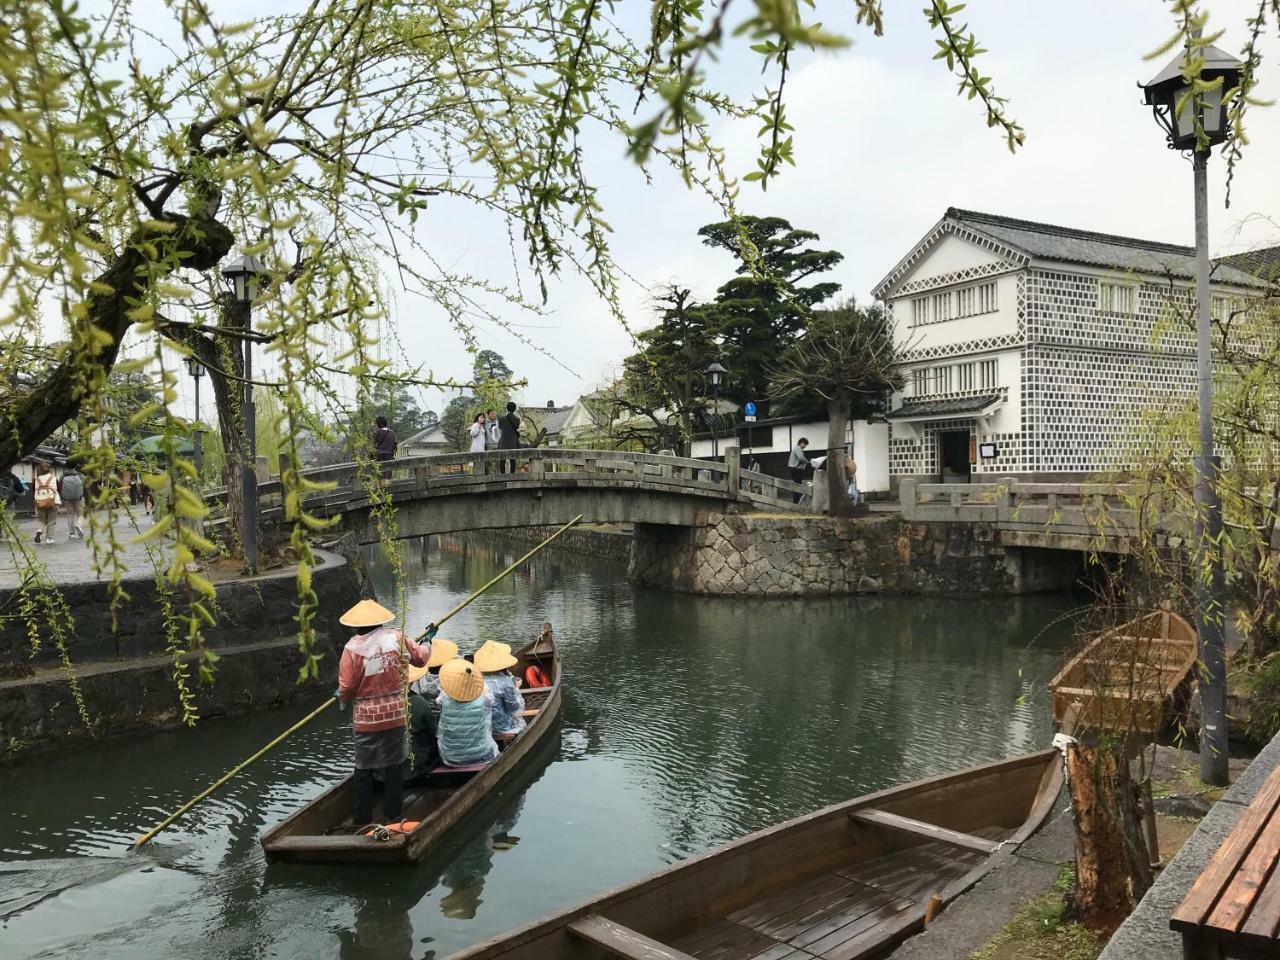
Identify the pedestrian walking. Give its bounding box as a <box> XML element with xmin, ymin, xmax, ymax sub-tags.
<box><xmin>125</xmin><ymin>468</ymin><xmax>140</xmax><ymax>506</ymax></box>
<box><xmin>60</xmin><ymin>462</ymin><xmax>86</xmax><ymax>540</ymax></box>
<box><xmin>372</xmin><ymin>415</ymin><xmax>398</xmax><ymax>462</ymax></box>
<box><xmin>31</xmin><ymin>462</ymin><xmax>60</xmax><ymax>544</ymax></box>
<box><xmin>788</xmin><ymin>438</ymin><xmax>810</xmax><ymax>504</ymax></box>
<box><xmin>5</xmin><ymin>470</ymin><xmax>23</xmax><ymax>515</ymax></box>
<box><xmin>497</xmin><ymin>402</ymin><xmax>521</xmax><ymax>474</ymax></box>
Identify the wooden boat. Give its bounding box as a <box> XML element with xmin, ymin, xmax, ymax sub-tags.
<box><xmin>448</xmin><ymin>749</ymin><xmax>1063</xmax><ymax>960</ymax></box>
<box><xmin>260</xmin><ymin>628</ymin><xmax>561</xmax><ymax>865</ymax></box>
<box><xmin>1049</xmin><ymin>607</ymin><xmax>1198</xmax><ymax>735</ymax></box>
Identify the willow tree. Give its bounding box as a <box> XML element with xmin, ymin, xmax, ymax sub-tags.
<box><xmin>0</xmin><ymin>0</ymin><xmax>1269</xmax><ymax>703</ymax></box>
<box><xmin>769</xmin><ymin>301</ymin><xmax>904</xmax><ymax>516</ymax></box>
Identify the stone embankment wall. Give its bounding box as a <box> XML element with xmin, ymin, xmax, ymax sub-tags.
<box><xmin>629</xmin><ymin>513</ymin><xmax>1085</xmax><ymax>596</ymax></box>
<box><xmin>0</xmin><ymin>549</ymin><xmax>363</xmax><ymax>763</ymax></box>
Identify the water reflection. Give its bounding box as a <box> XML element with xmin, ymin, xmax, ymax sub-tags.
<box><xmin>0</xmin><ymin>531</ymin><xmax>1077</xmax><ymax>960</ymax></box>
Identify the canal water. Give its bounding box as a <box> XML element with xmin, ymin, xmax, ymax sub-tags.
<box><xmin>0</xmin><ymin>534</ymin><xmax>1080</xmax><ymax>959</ymax></box>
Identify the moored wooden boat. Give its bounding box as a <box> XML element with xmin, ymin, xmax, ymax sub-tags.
<box><xmin>1049</xmin><ymin>607</ymin><xmax>1198</xmax><ymax>735</ymax></box>
<box><xmin>448</xmin><ymin>749</ymin><xmax>1063</xmax><ymax>960</ymax></box>
<box><xmin>260</xmin><ymin>628</ymin><xmax>561</xmax><ymax>865</ymax></box>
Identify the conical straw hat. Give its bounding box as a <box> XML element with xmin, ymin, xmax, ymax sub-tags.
<box><xmin>406</xmin><ymin>638</ymin><xmax>459</xmax><ymax>684</ymax></box>
<box><xmin>339</xmin><ymin>599</ymin><xmax>395</xmax><ymax>628</ymax></box>
<box><xmin>473</xmin><ymin>640</ymin><xmax>518</xmax><ymax>673</ymax></box>
<box><xmin>439</xmin><ymin>658</ymin><xmax>485</xmax><ymax>702</ymax></box>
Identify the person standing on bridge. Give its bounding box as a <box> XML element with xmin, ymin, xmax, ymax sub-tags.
<box><xmin>497</xmin><ymin>402</ymin><xmax>521</xmax><ymax>475</ymax></box>
<box><xmin>468</xmin><ymin>412</ymin><xmax>488</xmax><ymax>472</ymax></box>
<box><xmin>788</xmin><ymin>438</ymin><xmax>810</xmax><ymax>504</ymax></box>
<box><xmin>372</xmin><ymin>416</ymin><xmax>398</xmax><ymax>462</ymax></box>
<box><xmin>484</xmin><ymin>408</ymin><xmax>501</xmax><ymax>474</ymax></box>
<box><xmin>335</xmin><ymin>599</ymin><xmax>432</xmax><ymax>826</ymax></box>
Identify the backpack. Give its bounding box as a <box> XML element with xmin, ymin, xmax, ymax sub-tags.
<box><xmin>33</xmin><ymin>474</ymin><xmax>56</xmax><ymax>509</ymax></box>
<box><xmin>61</xmin><ymin>472</ymin><xmax>84</xmax><ymax>501</ymax></box>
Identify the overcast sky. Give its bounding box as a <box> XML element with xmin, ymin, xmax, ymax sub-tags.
<box><xmin>163</xmin><ymin>1</ymin><xmax>1280</xmax><ymax>421</ymax></box>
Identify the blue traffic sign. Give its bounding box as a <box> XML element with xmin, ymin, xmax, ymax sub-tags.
<box><xmin>743</xmin><ymin>402</ymin><xmax>757</xmax><ymax>416</ymax></box>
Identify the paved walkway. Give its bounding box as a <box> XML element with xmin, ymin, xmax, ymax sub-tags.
<box><xmin>1</xmin><ymin>508</ymin><xmax>177</xmax><ymax>589</ymax></box>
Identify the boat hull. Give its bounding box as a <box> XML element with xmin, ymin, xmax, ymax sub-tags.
<box><xmin>447</xmin><ymin>749</ymin><xmax>1062</xmax><ymax>960</ymax></box>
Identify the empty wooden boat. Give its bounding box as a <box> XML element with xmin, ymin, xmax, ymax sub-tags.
<box><xmin>1049</xmin><ymin>606</ymin><xmax>1198</xmax><ymax>735</ymax></box>
<box><xmin>448</xmin><ymin>749</ymin><xmax>1063</xmax><ymax>960</ymax></box>
<box><xmin>261</xmin><ymin>628</ymin><xmax>560</xmax><ymax>865</ymax></box>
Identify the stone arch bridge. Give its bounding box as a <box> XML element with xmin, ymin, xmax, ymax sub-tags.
<box><xmin>242</xmin><ymin>448</ymin><xmax>806</xmax><ymax>543</ymax></box>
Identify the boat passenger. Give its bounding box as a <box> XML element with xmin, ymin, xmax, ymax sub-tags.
<box><xmin>335</xmin><ymin>599</ymin><xmax>432</xmax><ymax>826</ymax></box>
<box><xmin>436</xmin><ymin>658</ymin><xmax>499</xmax><ymax>766</ymax></box>
<box><xmin>408</xmin><ymin>637</ymin><xmax>459</xmax><ymax>709</ymax></box>
<box><xmin>474</xmin><ymin>640</ymin><xmax>526</xmax><ymax>736</ymax></box>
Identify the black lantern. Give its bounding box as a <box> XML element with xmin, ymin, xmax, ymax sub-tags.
<box><xmin>705</xmin><ymin>361</ymin><xmax>727</xmax><ymax>388</ymax></box>
<box><xmin>182</xmin><ymin>354</ymin><xmax>205</xmax><ymax>379</ymax></box>
<box><xmin>220</xmin><ymin>254</ymin><xmax>267</xmax><ymax>304</ymax></box>
<box><xmin>1141</xmin><ymin>43</ymin><xmax>1243</xmax><ymax>152</ymax></box>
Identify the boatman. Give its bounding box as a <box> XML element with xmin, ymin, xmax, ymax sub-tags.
<box><xmin>335</xmin><ymin>599</ymin><xmax>434</xmax><ymax>826</ymax></box>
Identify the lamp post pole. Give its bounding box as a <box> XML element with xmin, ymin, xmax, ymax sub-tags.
<box><xmin>221</xmin><ymin>255</ymin><xmax>265</xmax><ymax>575</ymax></box>
<box><xmin>242</xmin><ymin>306</ymin><xmax>258</xmax><ymax>574</ymax></box>
<box><xmin>184</xmin><ymin>355</ymin><xmax>205</xmax><ymax>480</ymax></box>
<box><xmin>1192</xmin><ymin>147</ymin><xmax>1228</xmax><ymax>785</ymax></box>
<box><xmin>706</xmin><ymin>360</ymin><xmax>727</xmax><ymax>462</ymax></box>
<box><xmin>1141</xmin><ymin>41</ymin><xmax>1241</xmax><ymax>787</ymax></box>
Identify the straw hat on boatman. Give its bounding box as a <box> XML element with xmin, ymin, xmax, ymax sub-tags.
<box><xmin>474</xmin><ymin>640</ymin><xmax>527</xmax><ymax>737</ymax></box>
<box><xmin>436</xmin><ymin>658</ymin><xmax>499</xmax><ymax>766</ymax></box>
<box><xmin>335</xmin><ymin>599</ymin><xmax>438</xmax><ymax>826</ymax></box>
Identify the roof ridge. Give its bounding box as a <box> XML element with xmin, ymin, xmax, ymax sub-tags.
<box><xmin>948</xmin><ymin>207</ymin><xmax>1195</xmax><ymax>258</ymax></box>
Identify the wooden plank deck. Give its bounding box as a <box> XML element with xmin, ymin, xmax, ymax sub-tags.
<box><xmin>664</xmin><ymin>841</ymin><xmax>987</xmax><ymax>960</ymax></box>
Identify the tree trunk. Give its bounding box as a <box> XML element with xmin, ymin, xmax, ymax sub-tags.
<box><xmin>0</xmin><ymin>212</ymin><xmax>233</xmax><ymax>471</ymax></box>
<box><xmin>1065</xmin><ymin>742</ymin><xmax>1154</xmax><ymax>935</ymax></box>
<box><xmin>827</xmin><ymin>395</ymin><xmax>853</xmax><ymax>517</ymax></box>
<box><xmin>166</xmin><ymin>298</ymin><xmax>256</xmax><ymax>558</ymax></box>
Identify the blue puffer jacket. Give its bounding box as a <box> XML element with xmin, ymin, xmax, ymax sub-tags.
<box><xmin>436</xmin><ymin>691</ymin><xmax>498</xmax><ymax>766</ymax></box>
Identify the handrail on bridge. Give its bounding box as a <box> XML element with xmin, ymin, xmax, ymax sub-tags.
<box><xmin>205</xmin><ymin>447</ymin><xmax>810</xmax><ymax>520</ymax></box>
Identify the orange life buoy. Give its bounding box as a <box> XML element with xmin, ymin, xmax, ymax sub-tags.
<box><xmin>524</xmin><ymin>664</ymin><xmax>551</xmax><ymax>689</ymax></box>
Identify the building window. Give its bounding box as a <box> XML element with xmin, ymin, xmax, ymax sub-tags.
<box><xmin>1099</xmin><ymin>282</ymin><xmax>1134</xmax><ymax>314</ymax></box>
<box><xmin>931</xmin><ymin>291</ymin><xmax>954</xmax><ymax>323</ymax></box>
<box><xmin>957</xmin><ymin>287</ymin><xmax>975</xmax><ymax>317</ymax></box>
<box><xmin>957</xmin><ymin>362</ymin><xmax>976</xmax><ymax>391</ymax></box>
<box><xmin>911</xmin><ymin>297</ymin><xmax>928</xmax><ymax>326</ymax></box>
<box><xmin>979</xmin><ymin>359</ymin><xmax>998</xmax><ymax>389</ymax></box>
<box><xmin>912</xmin><ymin>369</ymin><xmax>928</xmax><ymax>395</ymax></box>
<box><xmin>976</xmin><ymin>281</ymin><xmax>997</xmax><ymax>314</ymax></box>
<box><xmin>933</xmin><ymin>366</ymin><xmax>953</xmax><ymax>394</ymax></box>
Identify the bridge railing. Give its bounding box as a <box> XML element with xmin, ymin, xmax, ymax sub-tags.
<box><xmin>207</xmin><ymin>447</ymin><xmax>808</xmax><ymax>519</ymax></box>
<box><xmin>899</xmin><ymin>478</ymin><xmax>1150</xmax><ymax>538</ymax></box>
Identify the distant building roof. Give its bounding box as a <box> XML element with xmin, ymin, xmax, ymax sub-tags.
<box><xmin>875</xmin><ymin>207</ymin><xmax>1266</xmax><ymax>297</ymax></box>
<box><xmin>1218</xmin><ymin>245</ymin><xmax>1280</xmax><ymax>283</ymax></box>
<box><xmin>533</xmin><ymin>405</ymin><xmax>575</xmax><ymax>437</ymax></box>
<box><xmin>403</xmin><ymin>422</ymin><xmax>446</xmax><ymax>447</ymax></box>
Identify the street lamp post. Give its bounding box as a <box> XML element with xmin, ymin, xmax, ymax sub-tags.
<box><xmin>183</xmin><ymin>354</ymin><xmax>205</xmax><ymax>480</ymax></box>
<box><xmin>1141</xmin><ymin>42</ymin><xmax>1243</xmax><ymax>787</ymax></box>
<box><xmin>706</xmin><ymin>361</ymin><xmax>727</xmax><ymax>460</ymax></box>
<box><xmin>220</xmin><ymin>254</ymin><xmax>266</xmax><ymax>574</ymax></box>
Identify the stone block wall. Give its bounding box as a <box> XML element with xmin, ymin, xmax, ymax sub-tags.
<box><xmin>629</xmin><ymin>514</ymin><xmax>1085</xmax><ymax>597</ymax></box>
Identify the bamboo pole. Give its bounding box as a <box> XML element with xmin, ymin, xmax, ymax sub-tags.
<box><xmin>132</xmin><ymin>514</ymin><xmax>584</xmax><ymax>848</ymax></box>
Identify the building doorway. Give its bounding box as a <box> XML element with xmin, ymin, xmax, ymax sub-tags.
<box><xmin>938</xmin><ymin>429</ymin><xmax>972</xmax><ymax>482</ymax></box>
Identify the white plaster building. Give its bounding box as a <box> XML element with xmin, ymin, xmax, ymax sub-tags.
<box><xmin>874</xmin><ymin>208</ymin><xmax>1268</xmax><ymax>482</ymax></box>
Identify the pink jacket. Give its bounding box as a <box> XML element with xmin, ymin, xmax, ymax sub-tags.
<box><xmin>337</xmin><ymin>627</ymin><xmax>429</xmax><ymax>732</ymax></box>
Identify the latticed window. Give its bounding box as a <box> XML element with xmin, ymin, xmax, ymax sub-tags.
<box><xmin>931</xmin><ymin>291</ymin><xmax>954</xmax><ymax>323</ymax></box>
<box><xmin>979</xmin><ymin>359</ymin><xmax>998</xmax><ymax>389</ymax></box>
<box><xmin>957</xmin><ymin>362</ymin><xmax>976</xmax><ymax>391</ymax></box>
<box><xmin>1099</xmin><ymin>282</ymin><xmax>1134</xmax><ymax>314</ymax></box>
<box><xmin>911</xmin><ymin>297</ymin><xmax>929</xmax><ymax>326</ymax></box>
<box><xmin>957</xmin><ymin>287</ymin><xmax>975</xmax><ymax>317</ymax></box>
<box><xmin>976</xmin><ymin>282</ymin><xmax>997</xmax><ymax>314</ymax></box>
